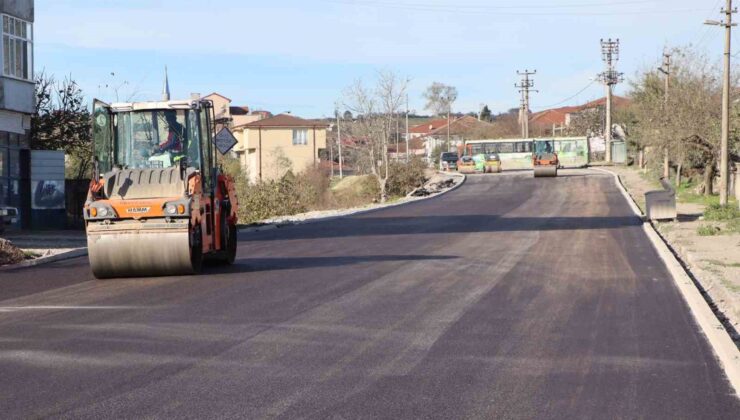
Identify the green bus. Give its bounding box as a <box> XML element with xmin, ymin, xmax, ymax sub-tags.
<box><xmin>465</xmin><ymin>137</ymin><xmax>589</xmax><ymax>170</ymax></box>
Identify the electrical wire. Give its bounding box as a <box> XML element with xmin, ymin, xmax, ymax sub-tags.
<box><xmin>329</xmin><ymin>0</ymin><xmax>666</xmax><ymax>10</ymax></box>
<box><xmin>694</xmin><ymin>0</ymin><xmax>723</xmax><ymax>49</ymax></box>
<box><xmin>322</xmin><ymin>0</ymin><xmax>702</xmax><ymax>16</ymax></box>
<box><xmin>531</xmin><ymin>80</ymin><xmax>598</xmax><ymax>111</ymax></box>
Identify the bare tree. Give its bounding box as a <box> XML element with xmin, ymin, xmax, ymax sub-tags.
<box><xmin>423</xmin><ymin>82</ymin><xmax>458</xmax><ymax>151</ymax></box>
<box><xmin>423</xmin><ymin>82</ymin><xmax>458</xmax><ymax>116</ymax></box>
<box><xmin>629</xmin><ymin>46</ymin><xmax>731</xmax><ymax>195</ymax></box>
<box><xmin>342</xmin><ymin>71</ymin><xmax>408</xmax><ymax>202</ymax></box>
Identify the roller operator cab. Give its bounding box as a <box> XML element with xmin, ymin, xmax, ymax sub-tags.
<box><xmin>532</xmin><ymin>139</ymin><xmax>558</xmax><ymax>177</ymax></box>
<box><xmin>85</xmin><ymin>98</ymin><xmax>239</xmax><ymax>279</ymax></box>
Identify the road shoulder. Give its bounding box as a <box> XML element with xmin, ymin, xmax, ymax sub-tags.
<box><xmin>239</xmin><ymin>172</ymin><xmax>466</xmax><ymax>232</ymax></box>
<box><xmin>595</xmin><ymin>166</ymin><xmax>740</xmax><ymax>397</ymax></box>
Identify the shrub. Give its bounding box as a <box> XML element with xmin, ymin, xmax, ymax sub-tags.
<box><xmin>727</xmin><ymin>218</ymin><xmax>740</xmax><ymax>234</ymax></box>
<box><xmin>0</xmin><ymin>239</ymin><xmax>25</xmax><ymax>266</ymax></box>
<box><xmin>291</xmin><ymin>166</ymin><xmax>336</xmax><ymax>210</ymax></box>
<box><xmin>224</xmin><ymin>159</ymin><xmax>337</xmax><ymax>224</ymax></box>
<box><xmin>385</xmin><ymin>158</ymin><xmax>428</xmax><ymax>197</ymax></box>
<box><xmin>697</xmin><ymin>224</ymin><xmax>720</xmax><ymax>236</ymax></box>
<box><xmin>333</xmin><ymin>175</ymin><xmax>379</xmax><ymax>207</ymax></box>
<box><xmin>221</xmin><ymin>154</ymin><xmax>424</xmax><ymax>224</ymax></box>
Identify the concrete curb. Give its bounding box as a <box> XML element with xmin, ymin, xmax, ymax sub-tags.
<box><xmin>0</xmin><ymin>247</ymin><xmax>88</xmax><ymax>272</ymax></box>
<box><xmin>595</xmin><ymin>167</ymin><xmax>740</xmax><ymax>397</ymax></box>
<box><xmin>239</xmin><ymin>172</ymin><xmax>467</xmax><ymax>233</ymax></box>
<box><xmin>0</xmin><ymin>175</ymin><xmax>467</xmax><ymax>268</ymax></box>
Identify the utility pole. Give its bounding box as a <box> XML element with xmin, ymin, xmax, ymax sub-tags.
<box><xmin>405</xmin><ymin>93</ymin><xmax>410</xmax><ymax>162</ymax></box>
<box><xmin>516</xmin><ymin>70</ymin><xmax>537</xmax><ymax>138</ymax></box>
<box><xmin>446</xmin><ymin>105</ymin><xmax>451</xmax><ymax>152</ymax></box>
<box><xmin>330</xmin><ymin>123</ymin><xmax>335</xmax><ymax>178</ymax></box>
<box><xmin>705</xmin><ymin>0</ymin><xmax>736</xmax><ymax>206</ymax></box>
<box><xmin>598</xmin><ymin>38</ymin><xmax>623</xmax><ymax>163</ymax></box>
<box><xmin>658</xmin><ymin>50</ymin><xmax>671</xmax><ymax>179</ymax></box>
<box><xmin>395</xmin><ymin>114</ymin><xmax>400</xmax><ymax>161</ymax></box>
<box><xmin>336</xmin><ymin>109</ymin><xmax>343</xmax><ymax>179</ymax></box>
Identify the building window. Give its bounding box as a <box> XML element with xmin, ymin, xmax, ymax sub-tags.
<box><xmin>2</xmin><ymin>14</ymin><xmax>33</xmax><ymax>81</ymax></box>
<box><xmin>292</xmin><ymin>129</ymin><xmax>308</xmax><ymax>145</ymax></box>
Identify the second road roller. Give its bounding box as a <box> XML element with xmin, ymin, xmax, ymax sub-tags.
<box><xmin>532</xmin><ymin>139</ymin><xmax>559</xmax><ymax>177</ymax></box>
<box><xmin>84</xmin><ymin>96</ymin><xmax>239</xmax><ymax>278</ymax></box>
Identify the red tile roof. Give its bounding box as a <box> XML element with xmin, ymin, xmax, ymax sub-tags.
<box><xmin>580</xmin><ymin>95</ymin><xmax>630</xmax><ymax>109</ymax></box>
<box><xmin>425</xmin><ymin>116</ymin><xmax>495</xmax><ymax>137</ymax></box>
<box><xmin>388</xmin><ymin>137</ymin><xmax>426</xmax><ymax>153</ymax></box>
<box><xmin>530</xmin><ymin>109</ymin><xmax>568</xmax><ymax>125</ymax></box>
<box><xmin>409</xmin><ymin>118</ymin><xmax>450</xmax><ymax>134</ymax></box>
<box><xmin>530</xmin><ymin>95</ymin><xmax>630</xmax><ymax>126</ymax></box>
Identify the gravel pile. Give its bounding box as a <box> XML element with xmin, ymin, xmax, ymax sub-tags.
<box><xmin>409</xmin><ymin>178</ymin><xmax>456</xmax><ymax>196</ymax></box>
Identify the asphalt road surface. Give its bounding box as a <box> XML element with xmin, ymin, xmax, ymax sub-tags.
<box><xmin>1</xmin><ymin>169</ymin><xmax>738</xmax><ymax>419</ymax></box>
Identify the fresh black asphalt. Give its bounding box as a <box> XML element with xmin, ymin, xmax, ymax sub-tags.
<box><xmin>0</xmin><ymin>169</ymin><xmax>738</xmax><ymax>418</ymax></box>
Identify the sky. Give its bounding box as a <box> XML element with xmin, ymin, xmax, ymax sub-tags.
<box><xmin>35</xmin><ymin>0</ymin><xmax>730</xmax><ymax>118</ymax></box>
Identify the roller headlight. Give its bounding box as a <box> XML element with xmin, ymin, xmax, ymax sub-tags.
<box><xmin>98</xmin><ymin>207</ymin><xmax>109</xmax><ymax>217</ymax></box>
<box><xmin>165</xmin><ymin>204</ymin><xmax>177</xmax><ymax>215</ymax></box>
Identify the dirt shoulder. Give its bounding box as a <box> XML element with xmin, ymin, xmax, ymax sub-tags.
<box><xmin>608</xmin><ymin>166</ymin><xmax>740</xmax><ymax>340</ymax></box>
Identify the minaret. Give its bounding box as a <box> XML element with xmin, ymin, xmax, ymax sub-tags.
<box><xmin>162</xmin><ymin>66</ymin><xmax>170</xmax><ymax>101</ymax></box>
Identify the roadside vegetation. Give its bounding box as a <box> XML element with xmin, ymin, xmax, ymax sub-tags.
<box><xmin>0</xmin><ymin>238</ymin><xmax>25</xmax><ymax>266</ymax></box>
<box><xmin>625</xmin><ymin>46</ymin><xmax>738</xmax><ymax>199</ymax></box>
<box><xmin>697</xmin><ymin>203</ymin><xmax>740</xmax><ymax>236</ymax></box>
<box><xmin>222</xmin><ymin>155</ymin><xmax>428</xmax><ymax>225</ymax></box>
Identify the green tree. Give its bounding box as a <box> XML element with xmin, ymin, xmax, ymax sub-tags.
<box><xmin>480</xmin><ymin>105</ymin><xmax>492</xmax><ymax>122</ymax></box>
<box><xmin>628</xmin><ymin>46</ymin><xmax>729</xmax><ymax>195</ymax></box>
<box><xmin>30</xmin><ymin>73</ymin><xmax>93</xmax><ymax>179</ymax></box>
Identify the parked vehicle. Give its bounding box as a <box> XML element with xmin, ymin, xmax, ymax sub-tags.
<box><xmin>483</xmin><ymin>153</ymin><xmax>502</xmax><ymax>173</ymax></box>
<box><xmin>439</xmin><ymin>152</ymin><xmax>459</xmax><ymax>171</ymax></box>
<box><xmin>457</xmin><ymin>155</ymin><xmax>476</xmax><ymax>173</ymax></box>
<box><xmin>0</xmin><ymin>206</ymin><xmax>18</xmax><ymax>232</ymax></box>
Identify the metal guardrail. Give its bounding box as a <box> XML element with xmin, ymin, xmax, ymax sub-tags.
<box><xmin>645</xmin><ymin>177</ymin><xmax>677</xmax><ymax>221</ymax></box>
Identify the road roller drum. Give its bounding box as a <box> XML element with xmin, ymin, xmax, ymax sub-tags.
<box><xmin>84</xmin><ymin>97</ymin><xmax>239</xmax><ymax>279</ymax></box>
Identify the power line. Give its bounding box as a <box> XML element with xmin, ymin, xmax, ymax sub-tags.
<box><xmin>323</xmin><ymin>0</ymin><xmax>702</xmax><ymax>16</ymax></box>
<box><xmin>695</xmin><ymin>0</ymin><xmax>724</xmax><ymax>48</ymax></box>
<box><xmin>532</xmin><ymin>80</ymin><xmax>598</xmax><ymax>111</ymax></box>
<box><xmin>330</xmin><ymin>0</ymin><xmax>667</xmax><ymax>10</ymax></box>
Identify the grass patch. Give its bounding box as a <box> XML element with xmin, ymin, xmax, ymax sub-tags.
<box><xmin>675</xmin><ymin>180</ymin><xmax>739</xmax><ymax>208</ymax></box>
<box><xmin>697</xmin><ymin>224</ymin><xmax>721</xmax><ymax>236</ymax></box>
<box><xmin>726</xmin><ymin>218</ymin><xmax>740</xmax><ymax>234</ymax></box>
<box><xmin>700</xmin><ymin>204</ymin><xmax>740</xmax><ymax>235</ymax></box>
<box><xmin>637</xmin><ymin>170</ymin><xmax>662</xmax><ymax>189</ymax></box>
<box><xmin>676</xmin><ymin>180</ymin><xmax>719</xmax><ymax>206</ymax></box>
<box><xmin>703</xmin><ymin>204</ymin><xmax>740</xmax><ymax>221</ymax></box>
<box><xmin>705</xmin><ymin>259</ymin><xmax>740</xmax><ymax>268</ymax></box>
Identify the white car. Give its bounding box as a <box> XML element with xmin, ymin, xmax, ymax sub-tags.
<box><xmin>0</xmin><ymin>206</ymin><xmax>19</xmax><ymax>227</ymax></box>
